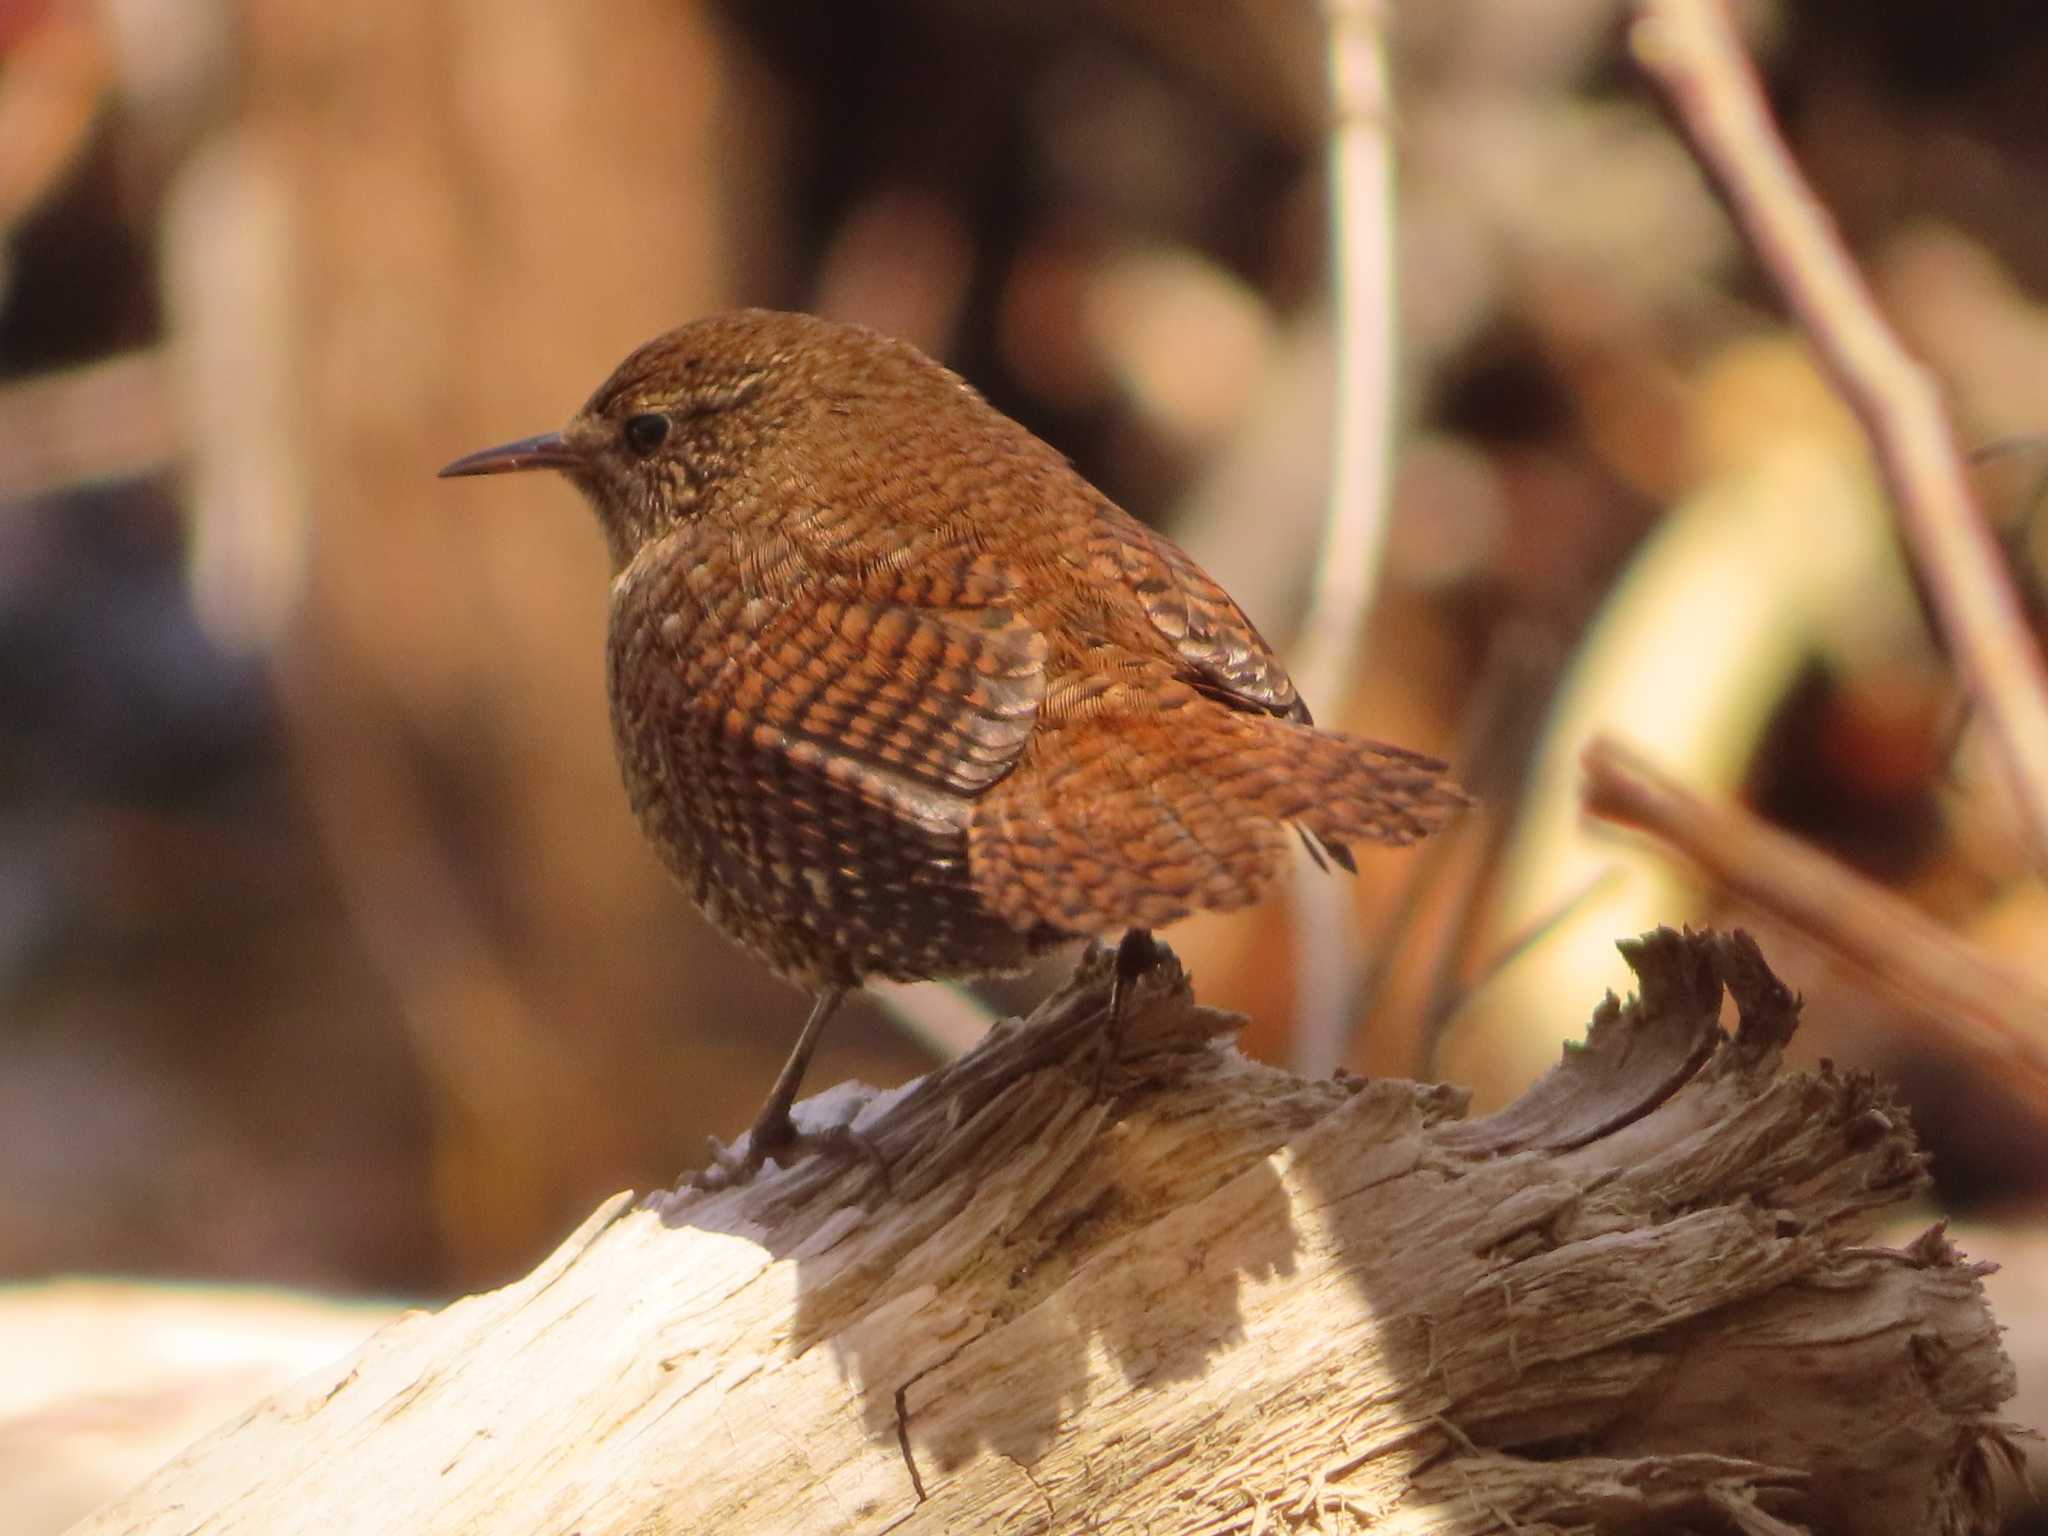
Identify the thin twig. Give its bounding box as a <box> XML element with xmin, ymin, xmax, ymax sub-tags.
<box><xmin>1347</xmin><ymin>810</ymin><xmax>1466</xmax><ymax>1070</ymax></box>
<box><xmin>1411</xmin><ymin>623</ymin><xmax>1563</xmax><ymax>1075</ymax></box>
<box><xmin>1419</xmin><ymin>866</ymin><xmax>1624</xmax><ymax>1081</ymax></box>
<box><xmin>1583</xmin><ymin>735</ymin><xmax>2048</xmax><ymax>1126</ymax></box>
<box><xmin>1299</xmin><ymin>0</ymin><xmax>1398</xmax><ymax>708</ymax></box>
<box><xmin>867</xmin><ymin>977</ymin><xmax>998</xmax><ymax>1061</ymax></box>
<box><xmin>0</xmin><ymin>12</ymin><xmax>109</xmax><ymax>244</ymax></box>
<box><xmin>0</xmin><ymin>350</ymin><xmax>179</xmax><ymax>502</ymax></box>
<box><xmin>1349</xmin><ymin>619</ymin><xmax>1556</xmax><ymax>1079</ymax></box>
<box><xmin>1292</xmin><ymin>0</ymin><xmax>1400</xmax><ymax>1075</ymax></box>
<box><xmin>1630</xmin><ymin>0</ymin><xmax>2048</xmax><ymax>867</ymax></box>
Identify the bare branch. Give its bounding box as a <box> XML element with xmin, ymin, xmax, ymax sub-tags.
<box><xmin>1293</xmin><ymin>0</ymin><xmax>1401</xmax><ymax>1075</ymax></box>
<box><xmin>1629</xmin><ymin>0</ymin><xmax>2048</xmax><ymax>867</ymax></box>
<box><xmin>1583</xmin><ymin>734</ymin><xmax>2048</xmax><ymax>1126</ymax></box>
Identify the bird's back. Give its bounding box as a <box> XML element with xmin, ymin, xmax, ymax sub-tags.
<box><xmin>598</xmin><ymin>311</ymin><xmax>1464</xmax><ymax>986</ymax></box>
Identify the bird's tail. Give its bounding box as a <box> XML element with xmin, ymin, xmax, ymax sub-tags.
<box><xmin>968</xmin><ymin>700</ymin><xmax>1469</xmax><ymax>937</ymax></box>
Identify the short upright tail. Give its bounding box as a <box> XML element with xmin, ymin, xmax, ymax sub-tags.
<box><xmin>967</xmin><ymin>692</ymin><xmax>1469</xmax><ymax>937</ymax></box>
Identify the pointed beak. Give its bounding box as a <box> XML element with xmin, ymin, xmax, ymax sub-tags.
<box><xmin>437</xmin><ymin>431</ymin><xmax>582</xmax><ymax>478</ymax></box>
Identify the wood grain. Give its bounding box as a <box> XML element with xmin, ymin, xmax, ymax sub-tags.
<box><xmin>73</xmin><ymin>932</ymin><xmax>2017</xmax><ymax>1535</ymax></box>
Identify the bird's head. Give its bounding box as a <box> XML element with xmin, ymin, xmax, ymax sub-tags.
<box><xmin>439</xmin><ymin>309</ymin><xmax>931</xmax><ymax>570</ymax></box>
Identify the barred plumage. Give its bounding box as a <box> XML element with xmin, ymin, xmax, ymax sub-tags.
<box><xmin>442</xmin><ymin>309</ymin><xmax>1468</xmax><ymax>1178</ymax></box>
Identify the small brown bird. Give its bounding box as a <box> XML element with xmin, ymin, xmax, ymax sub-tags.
<box><xmin>441</xmin><ymin>309</ymin><xmax>1464</xmax><ymax>1179</ymax></box>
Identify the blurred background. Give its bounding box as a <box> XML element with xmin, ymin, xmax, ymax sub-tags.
<box><xmin>3</xmin><ymin>0</ymin><xmax>2047</xmax><ymax>1524</ymax></box>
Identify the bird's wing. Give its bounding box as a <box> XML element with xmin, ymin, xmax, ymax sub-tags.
<box><xmin>708</xmin><ymin>593</ymin><xmax>1048</xmax><ymax>808</ymax></box>
<box><xmin>613</xmin><ymin>537</ymin><xmax>1048</xmax><ymax>838</ymax></box>
<box><xmin>1081</xmin><ymin>512</ymin><xmax>1310</xmax><ymax>723</ymax></box>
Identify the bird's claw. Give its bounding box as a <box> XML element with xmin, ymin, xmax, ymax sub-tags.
<box><xmin>1093</xmin><ymin>927</ymin><xmax>1163</xmax><ymax>1095</ymax></box>
<box><xmin>687</xmin><ymin>1118</ymin><xmax>891</xmax><ymax>1196</ymax></box>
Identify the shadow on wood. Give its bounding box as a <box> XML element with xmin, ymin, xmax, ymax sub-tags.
<box><xmin>72</xmin><ymin>929</ymin><xmax>2019</xmax><ymax>1535</ymax></box>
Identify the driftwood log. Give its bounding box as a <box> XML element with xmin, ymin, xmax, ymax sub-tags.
<box><xmin>75</xmin><ymin>929</ymin><xmax>2018</xmax><ymax>1535</ymax></box>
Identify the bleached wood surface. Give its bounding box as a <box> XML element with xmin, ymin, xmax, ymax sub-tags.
<box><xmin>72</xmin><ymin>930</ymin><xmax>2018</xmax><ymax>1535</ymax></box>
<box><xmin>4</xmin><ymin>1281</ymin><xmax>401</xmax><ymax>1535</ymax></box>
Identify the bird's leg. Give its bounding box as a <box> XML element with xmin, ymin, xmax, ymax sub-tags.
<box><xmin>748</xmin><ymin>987</ymin><xmax>845</xmax><ymax>1160</ymax></box>
<box><xmin>1095</xmin><ymin>927</ymin><xmax>1161</xmax><ymax>1094</ymax></box>
<box><xmin>693</xmin><ymin>988</ymin><xmax>889</xmax><ymax>1192</ymax></box>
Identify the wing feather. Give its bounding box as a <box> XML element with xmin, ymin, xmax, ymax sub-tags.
<box><xmin>1081</xmin><ymin>513</ymin><xmax>1310</xmax><ymax>722</ymax></box>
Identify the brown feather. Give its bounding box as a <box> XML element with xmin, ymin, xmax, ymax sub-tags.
<box><xmin>482</xmin><ymin>309</ymin><xmax>1464</xmax><ymax>992</ymax></box>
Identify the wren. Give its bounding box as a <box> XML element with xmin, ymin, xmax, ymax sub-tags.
<box><xmin>440</xmin><ymin>309</ymin><xmax>1466</xmax><ymax>1181</ymax></box>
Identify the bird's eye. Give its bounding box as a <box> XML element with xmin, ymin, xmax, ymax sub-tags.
<box><xmin>624</xmin><ymin>413</ymin><xmax>670</xmax><ymax>456</ymax></box>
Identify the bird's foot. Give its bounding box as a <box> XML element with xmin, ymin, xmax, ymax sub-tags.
<box><xmin>1093</xmin><ymin>926</ymin><xmax>1163</xmax><ymax>1095</ymax></box>
<box><xmin>689</xmin><ymin>1108</ymin><xmax>892</xmax><ymax>1195</ymax></box>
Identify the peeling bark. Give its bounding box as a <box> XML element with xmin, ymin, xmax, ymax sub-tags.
<box><xmin>72</xmin><ymin>930</ymin><xmax>2019</xmax><ymax>1536</ymax></box>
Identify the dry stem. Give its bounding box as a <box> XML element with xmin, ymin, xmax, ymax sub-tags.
<box><xmin>1291</xmin><ymin>0</ymin><xmax>1403</xmax><ymax>1077</ymax></box>
<box><xmin>1583</xmin><ymin>734</ymin><xmax>2048</xmax><ymax>1126</ymax></box>
<box><xmin>1630</xmin><ymin>0</ymin><xmax>2048</xmax><ymax>867</ymax></box>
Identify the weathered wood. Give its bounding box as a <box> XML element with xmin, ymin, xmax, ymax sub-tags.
<box><xmin>72</xmin><ymin>930</ymin><xmax>2018</xmax><ymax>1535</ymax></box>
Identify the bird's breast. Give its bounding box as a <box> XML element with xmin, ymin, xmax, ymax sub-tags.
<box><xmin>601</xmin><ymin>531</ymin><xmax>1052</xmax><ymax>988</ymax></box>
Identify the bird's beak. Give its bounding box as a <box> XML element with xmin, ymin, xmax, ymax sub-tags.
<box><xmin>437</xmin><ymin>431</ymin><xmax>582</xmax><ymax>478</ymax></box>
